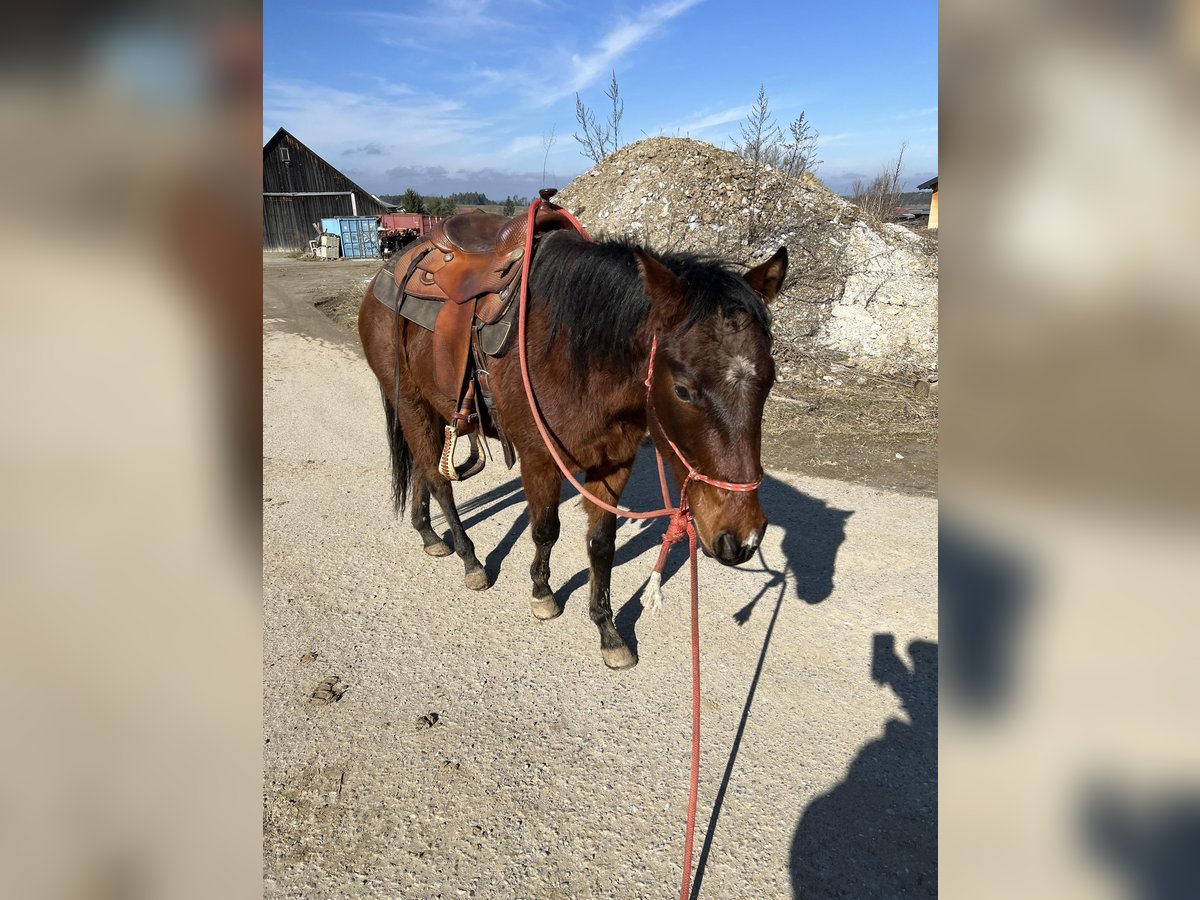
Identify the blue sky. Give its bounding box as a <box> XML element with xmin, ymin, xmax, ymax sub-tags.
<box><xmin>264</xmin><ymin>0</ymin><xmax>937</xmax><ymax>199</ymax></box>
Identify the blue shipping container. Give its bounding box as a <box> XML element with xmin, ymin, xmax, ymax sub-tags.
<box><xmin>319</xmin><ymin>217</ymin><xmax>341</xmax><ymax>237</ymax></box>
<box><xmin>338</xmin><ymin>217</ymin><xmax>382</xmax><ymax>259</ymax></box>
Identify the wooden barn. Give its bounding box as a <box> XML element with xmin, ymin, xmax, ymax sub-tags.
<box><xmin>263</xmin><ymin>127</ymin><xmax>394</xmax><ymax>252</ymax></box>
<box><xmin>917</xmin><ymin>175</ymin><xmax>938</xmax><ymax>230</ymax></box>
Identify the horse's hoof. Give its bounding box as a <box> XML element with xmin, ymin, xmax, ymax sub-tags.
<box><xmin>601</xmin><ymin>645</ymin><xmax>638</xmax><ymax>670</ymax></box>
<box><xmin>423</xmin><ymin>540</ymin><xmax>453</xmax><ymax>557</ymax></box>
<box><xmin>465</xmin><ymin>569</ymin><xmax>490</xmax><ymax>591</ymax></box>
<box><xmin>530</xmin><ymin>598</ymin><xmax>562</xmax><ymax>620</ymax></box>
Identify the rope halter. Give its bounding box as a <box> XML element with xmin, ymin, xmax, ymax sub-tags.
<box><xmin>642</xmin><ymin>333</ymin><xmax>763</xmax><ymax>599</ymax></box>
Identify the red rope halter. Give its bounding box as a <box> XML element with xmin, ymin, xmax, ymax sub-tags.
<box><xmin>515</xmin><ymin>197</ymin><xmax>761</xmax><ymax>900</ymax></box>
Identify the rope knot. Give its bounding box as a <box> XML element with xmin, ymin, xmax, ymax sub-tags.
<box><xmin>662</xmin><ymin>507</ymin><xmax>691</xmax><ymax>548</ymax></box>
<box><xmin>648</xmin><ymin>505</ymin><xmax>694</xmax><ymax>616</ymax></box>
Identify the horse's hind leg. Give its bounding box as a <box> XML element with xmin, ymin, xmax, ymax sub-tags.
<box><xmin>411</xmin><ymin>471</ymin><xmax>452</xmax><ymax>557</ymax></box>
<box><xmin>428</xmin><ymin>479</ymin><xmax>489</xmax><ymax>591</ymax></box>
<box><xmin>584</xmin><ymin>463</ymin><xmax>637</xmax><ymax>670</ymax></box>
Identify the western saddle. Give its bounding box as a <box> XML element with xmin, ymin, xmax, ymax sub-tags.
<box><xmin>376</xmin><ymin>189</ymin><xmax>578</xmax><ymax>480</ymax></box>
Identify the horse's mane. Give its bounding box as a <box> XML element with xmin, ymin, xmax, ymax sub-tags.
<box><xmin>529</xmin><ymin>230</ymin><xmax>771</xmax><ymax>376</ymax></box>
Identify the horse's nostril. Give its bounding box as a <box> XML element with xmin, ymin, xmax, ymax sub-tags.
<box><xmin>716</xmin><ymin>531</ymin><xmax>739</xmax><ymax>562</ymax></box>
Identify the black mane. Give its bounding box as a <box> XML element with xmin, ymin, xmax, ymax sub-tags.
<box><xmin>528</xmin><ymin>230</ymin><xmax>771</xmax><ymax>375</ymax></box>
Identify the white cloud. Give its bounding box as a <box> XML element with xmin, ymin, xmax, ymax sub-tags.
<box><xmin>669</xmin><ymin>104</ymin><xmax>751</xmax><ymax>136</ymax></box>
<box><xmin>263</xmin><ymin>76</ymin><xmax>577</xmax><ymax>190</ymax></box>
<box><xmin>881</xmin><ymin>106</ymin><xmax>939</xmax><ymax>122</ymax></box>
<box><xmin>352</xmin><ymin>2</ymin><xmax>512</xmax><ymax>39</ymax></box>
<box><xmin>263</xmin><ymin>77</ymin><xmax>479</xmax><ymax>161</ymax></box>
<box><xmin>820</xmin><ymin>132</ymin><xmax>861</xmax><ymax>146</ymax></box>
<box><xmin>345</xmin><ymin>1</ymin><xmax>703</xmax><ymax>118</ymax></box>
<box><xmin>496</xmin><ymin>134</ymin><xmax>547</xmax><ymax>156</ymax></box>
<box><xmin>549</xmin><ymin>0</ymin><xmax>704</xmax><ymax>103</ymax></box>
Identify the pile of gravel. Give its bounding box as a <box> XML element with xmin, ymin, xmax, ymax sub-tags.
<box><xmin>556</xmin><ymin>138</ymin><xmax>938</xmax><ymax>375</ymax></box>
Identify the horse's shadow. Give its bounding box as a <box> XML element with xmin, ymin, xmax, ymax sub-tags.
<box><xmin>428</xmin><ymin>473</ymin><xmax>528</xmax><ymax>581</ymax></box>
<box><xmin>938</xmin><ymin>515</ymin><xmax>1032</xmax><ymax>716</ymax></box>
<box><xmin>448</xmin><ymin>445</ymin><xmax>919</xmax><ymax>900</ymax></box>
<box><xmin>551</xmin><ymin>442</ymin><xmax>852</xmax><ymax>656</ymax></box>
<box><xmin>445</xmin><ymin>442</ymin><xmax>851</xmax><ymax>661</ymax></box>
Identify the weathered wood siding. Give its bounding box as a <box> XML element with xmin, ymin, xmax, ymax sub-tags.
<box><xmin>263</xmin><ymin>129</ymin><xmax>392</xmax><ymax>252</ymax></box>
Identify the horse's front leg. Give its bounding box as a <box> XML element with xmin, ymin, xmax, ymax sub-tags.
<box><xmin>584</xmin><ymin>463</ymin><xmax>637</xmax><ymax>670</ymax></box>
<box><xmin>428</xmin><ymin>478</ymin><xmax>489</xmax><ymax>591</ymax></box>
<box><xmin>521</xmin><ymin>458</ymin><xmax>564</xmax><ymax>621</ymax></box>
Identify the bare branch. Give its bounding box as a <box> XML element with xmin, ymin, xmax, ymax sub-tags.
<box><xmin>573</xmin><ymin>92</ymin><xmax>613</xmax><ymax>164</ymax></box>
<box><xmin>732</xmin><ymin>84</ymin><xmax>781</xmax><ymax>168</ymax></box>
<box><xmin>851</xmin><ymin>141</ymin><xmax>908</xmax><ymax>224</ymax></box>
<box><xmin>780</xmin><ymin>112</ymin><xmax>822</xmax><ymax>178</ymax></box>
<box><xmin>732</xmin><ymin>84</ymin><xmax>822</xmax><ymax>244</ymax></box>
<box><xmin>573</xmin><ymin>72</ymin><xmax>625</xmax><ymax>165</ymax></box>
<box><xmin>604</xmin><ymin>70</ymin><xmax>624</xmax><ymax>150</ymax></box>
<box><xmin>541</xmin><ymin>125</ymin><xmax>557</xmax><ymax>186</ymax></box>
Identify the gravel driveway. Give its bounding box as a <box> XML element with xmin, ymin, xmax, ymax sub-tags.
<box><xmin>263</xmin><ymin>256</ymin><xmax>937</xmax><ymax>899</ymax></box>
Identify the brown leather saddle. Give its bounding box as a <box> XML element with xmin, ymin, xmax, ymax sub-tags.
<box><xmin>371</xmin><ymin>189</ymin><xmax>576</xmax><ymax>480</ymax></box>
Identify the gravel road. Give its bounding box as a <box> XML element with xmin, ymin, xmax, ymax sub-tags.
<box><xmin>263</xmin><ymin>256</ymin><xmax>938</xmax><ymax>899</ymax></box>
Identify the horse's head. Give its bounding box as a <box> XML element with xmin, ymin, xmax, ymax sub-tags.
<box><xmin>637</xmin><ymin>246</ymin><xmax>787</xmax><ymax>566</ymax></box>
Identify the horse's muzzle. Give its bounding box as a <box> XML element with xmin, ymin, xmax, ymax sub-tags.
<box><xmin>712</xmin><ymin>529</ymin><xmax>759</xmax><ymax>567</ymax></box>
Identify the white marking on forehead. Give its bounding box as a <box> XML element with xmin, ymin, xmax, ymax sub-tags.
<box><xmin>725</xmin><ymin>355</ymin><xmax>756</xmax><ymax>388</ymax></box>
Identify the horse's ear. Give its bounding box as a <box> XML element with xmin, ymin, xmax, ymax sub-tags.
<box><xmin>634</xmin><ymin>248</ymin><xmax>688</xmax><ymax>329</ymax></box>
<box><xmin>743</xmin><ymin>247</ymin><xmax>788</xmax><ymax>303</ymax></box>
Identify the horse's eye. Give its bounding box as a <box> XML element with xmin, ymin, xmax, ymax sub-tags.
<box><xmin>674</xmin><ymin>383</ymin><xmax>693</xmax><ymax>403</ymax></box>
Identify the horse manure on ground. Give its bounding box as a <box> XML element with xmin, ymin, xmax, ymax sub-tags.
<box><xmin>414</xmin><ymin>712</ymin><xmax>441</xmax><ymax>730</ymax></box>
<box><xmin>310</xmin><ymin>675</ymin><xmax>348</xmax><ymax>703</ymax></box>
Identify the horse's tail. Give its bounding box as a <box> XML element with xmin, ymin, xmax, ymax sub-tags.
<box><xmin>380</xmin><ymin>389</ymin><xmax>412</xmax><ymax>516</ymax></box>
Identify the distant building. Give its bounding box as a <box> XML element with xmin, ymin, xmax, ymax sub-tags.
<box><xmin>917</xmin><ymin>176</ymin><xmax>938</xmax><ymax>230</ymax></box>
<box><xmin>263</xmin><ymin>127</ymin><xmax>394</xmax><ymax>252</ymax></box>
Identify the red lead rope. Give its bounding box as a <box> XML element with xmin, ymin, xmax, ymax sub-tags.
<box><xmin>515</xmin><ymin>198</ymin><xmax>761</xmax><ymax>900</ymax></box>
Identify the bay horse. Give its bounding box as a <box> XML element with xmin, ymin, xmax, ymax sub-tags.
<box><xmin>359</xmin><ymin>228</ymin><xmax>787</xmax><ymax>668</ymax></box>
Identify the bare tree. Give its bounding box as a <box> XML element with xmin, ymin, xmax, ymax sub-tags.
<box><xmin>773</xmin><ymin>112</ymin><xmax>822</xmax><ymax>178</ymax></box>
<box><xmin>541</xmin><ymin>125</ymin><xmax>557</xmax><ymax>187</ymax></box>
<box><xmin>731</xmin><ymin>85</ymin><xmax>823</xmax><ymax>244</ymax></box>
<box><xmin>604</xmin><ymin>69</ymin><xmax>623</xmax><ymax>150</ymax></box>
<box><xmin>573</xmin><ymin>70</ymin><xmax>625</xmax><ymax>164</ymax></box>
<box><xmin>851</xmin><ymin>141</ymin><xmax>908</xmax><ymax>224</ymax></box>
<box><xmin>731</xmin><ymin>85</ymin><xmax>777</xmax><ymax>242</ymax></box>
<box><xmin>732</xmin><ymin>85</ymin><xmax>780</xmax><ymax>167</ymax></box>
<box><xmin>733</xmin><ymin>89</ymin><xmax>822</xmax><ymax>177</ymax></box>
<box><xmin>574</xmin><ymin>93</ymin><xmax>610</xmax><ymax>164</ymax></box>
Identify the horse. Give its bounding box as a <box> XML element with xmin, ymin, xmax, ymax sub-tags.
<box><xmin>359</xmin><ymin>227</ymin><xmax>787</xmax><ymax>669</ymax></box>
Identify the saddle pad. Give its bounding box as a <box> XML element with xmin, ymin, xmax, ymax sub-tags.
<box><xmin>478</xmin><ymin>291</ymin><xmax>520</xmax><ymax>357</ymax></box>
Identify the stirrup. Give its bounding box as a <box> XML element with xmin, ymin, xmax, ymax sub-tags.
<box><xmin>438</xmin><ymin>424</ymin><xmax>486</xmax><ymax>481</ymax></box>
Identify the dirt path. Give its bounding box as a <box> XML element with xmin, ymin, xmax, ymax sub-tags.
<box><xmin>263</xmin><ymin>255</ymin><xmax>938</xmax><ymax>898</ymax></box>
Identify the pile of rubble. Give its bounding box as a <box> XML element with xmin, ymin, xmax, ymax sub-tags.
<box><xmin>556</xmin><ymin>137</ymin><xmax>938</xmax><ymax>375</ymax></box>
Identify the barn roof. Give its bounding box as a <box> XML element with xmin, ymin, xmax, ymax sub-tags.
<box><xmin>263</xmin><ymin>127</ymin><xmax>396</xmax><ymax>210</ymax></box>
<box><xmin>917</xmin><ymin>176</ymin><xmax>938</xmax><ymax>190</ymax></box>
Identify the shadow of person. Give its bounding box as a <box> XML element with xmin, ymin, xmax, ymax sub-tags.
<box><xmin>1082</xmin><ymin>781</ymin><xmax>1200</xmax><ymax>900</ymax></box>
<box><xmin>789</xmin><ymin>636</ymin><xmax>938</xmax><ymax>899</ymax></box>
